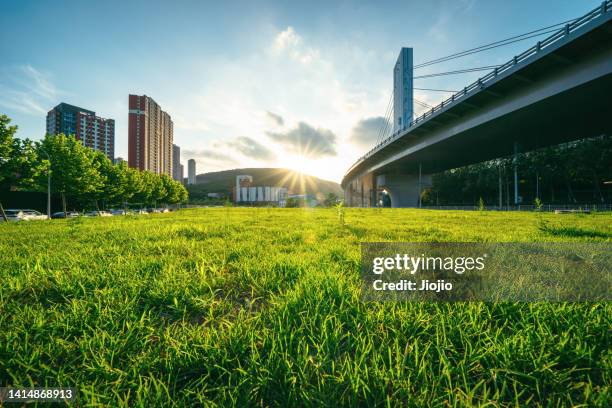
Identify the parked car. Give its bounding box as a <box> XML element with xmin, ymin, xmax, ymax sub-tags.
<box><xmin>134</xmin><ymin>209</ymin><xmax>149</xmax><ymax>215</ymax></box>
<box><xmin>51</xmin><ymin>211</ymin><xmax>81</xmax><ymax>219</ymax></box>
<box><xmin>4</xmin><ymin>209</ymin><xmax>27</xmax><ymax>222</ymax></box>
<box><xmin>85</xmin><ymin>210</ymin><xmax>113</xmax><ymax>217</ymax></box>
<box><xmin>21</xmin><ymin>209</ymin><xmax>48</xmax><ymax>220</ymax></box>
<box><xmin>110</xmin><ymin>209</ymin><xmax>128</xmax><ymax>216</ymax></box>
<box><xmin>4</xmin><ymin>209</ymin><xmax>48</xmax><ymax>221</ymax></box>
<box><xmin>148</xmin><ymin>208</ymin><xmax>169</xmax><ymax>213</ymax></box>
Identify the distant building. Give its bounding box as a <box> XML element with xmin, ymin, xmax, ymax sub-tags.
<box><xmin>172</xmin><ymin>144</ymin><xmax>181</xmax><ymax>181</ymax></box>
<box><xmin>113</xmin><ymin>157</ymin><xmax>125</xmax><ymax>165</ymax></box>
<box><xmin>180</xmin><ymin>164</ymin><xmax>184</xmax><ymax>184</ymax></box>
<box><xmin>128</xmin><ymin>94</ymin><xmax>173</xmax><ymax>176</ymax></box>
<box><xmin>393</xmin><ymin>47</ymin><xmax>414</xmax><ymax>133</ymax></box>
<box><xmin>288</xmin><ymin>194</ymin><xmax>319</xmax><ymax>207</ymax></box>
<box><xmin>235</xmin><ymin>175</ymin><xmax>252</xmax><ymax>202</ymax></box>
<box><xmin>234</xmin><ymin>175</ymin><xmax>288</xmax><ymax>206</ymax></box>
<box><xmin>187</xmin><ymin>159</ymin><xmax>196</xmax><ymax>185</ymax></box>
<box><xmin>46</xmin><ymin>102</ymin><xmax>115</xmax><ymax>159</ymax></box>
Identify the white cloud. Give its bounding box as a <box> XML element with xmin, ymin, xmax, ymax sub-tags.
<box><xmin>272</xmin><ymin>26</ymin><xmax>301</xmax><ymax>52</ymax></box>
<box><xmin>350</xmin><ymin>116</ymin><xmax>389</xmax><ymax>146</ymax></box>
<box><xmin>270</xmin><ymin>26</ymin><xmax>321</xmax><ymax>65</ymax></box>
<box><xmin>154</xmin><ymin>25</ymin><xmax>390</xmax><ymax>181</ymax></box>
<box><xmin>22</xmin><ymin>65</ymin><xmax>58</xmax><ymax>100</ymax></box>
<box><xmin>0</xmin><ymin>65</ymin><xmax>61</xmax><ymax>116</ymax></box>
<box><xmin>267</xmin><ymin>121</ymin><xmax>337</xmax><ymax>158</ymax></box>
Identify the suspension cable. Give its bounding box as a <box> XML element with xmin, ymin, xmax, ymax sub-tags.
<box><xmin>414</xmin><ymin>65</ymin><xmax>500</xmax><ymax>79</ymax></box>
<box><xmin>375</xmin><ymin>91</ymin><xmax>394</xmax><ymax>145</ymax></box>
<box><xmin>414</xmin><ymin>18</ymin><xmax>576</xmax><ymax>69</ymax></box>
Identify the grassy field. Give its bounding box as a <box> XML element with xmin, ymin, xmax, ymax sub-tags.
<box><xmin>1</xmin><ymin>208</ymin><xmax>610</xmax><ymax>406</ymax></box>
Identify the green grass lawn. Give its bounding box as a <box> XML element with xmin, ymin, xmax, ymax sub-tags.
<box><xmin>1</xmin><ymin>208</ymin><xmax>610</xmax><ymax>406</ymax></box>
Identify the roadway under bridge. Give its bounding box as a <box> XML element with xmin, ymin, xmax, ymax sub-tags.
<box><xmin>342</xmin><ymin>3</ymin><xmax>612</xmax><ymax>207</ymax></box>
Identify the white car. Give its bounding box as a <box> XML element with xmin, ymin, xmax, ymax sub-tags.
<box><xmin>4</xmin><ymin>209</ymin><xmax>48</xmax><ymax>221</ymax></box>
<box><xmin>22</xmin><ymin>209</ymin><xmax>48</xmax><ymax>220</ymax></box>
<box><xmin>52</xmin><ymin>211</ymin><xmax>81</xmax><ymax>219</ymax></box>
<box><xmin>84</xmin><ymin>210</ymin><xmax>113</xmax><ymax>217</ymax></box>
<box><xmin>110</xmin><ymin>209</ymin><xmax>128</xmax><ymax>216</ymax></box>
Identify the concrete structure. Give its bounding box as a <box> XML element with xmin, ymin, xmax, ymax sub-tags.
<box><xmin>46</xmin><ymin>103</ymin><xmax>115</xmax><ymax>159</ymax></box>
<box><xmin>128</xmin><ymin>94</ymin><xmax>173</xmax><ymax>176</ymax></box>
<box><xmin>180</xmin><ymin>164</ymin><xmax>185</xmax><ymax>184</ymax></box>
<box><xmin>234</xmin><ymin>175</ymin><xmax>288</xmax><ymax>206</ymax></box>
<box><xmin>342</xmin><ymin>3</ymin><xmax>612</xmax><ymax>207</ymax></box>
<box><xmin>187</xmin><ymin>159</ymin><xmax>196</xmax><ymax>185</ymax></box>
<box><xmin>393</xmin><ymin>47</ymin><xmax>414</xmax><ymax>133</ymax></box>
<box><xmin>235</xmin><ymin>175</ymin><xmax>253</xmax><ymax>202</ymax></box>
<box><xmin>113</xmin><ymin>157</ymin><xmax>125</xmax><ymax>165</ymax></box>
<box><xmin>172</xmin><ymin>144</ymin><xmax>181</xmax><ymax>181</ymax></box>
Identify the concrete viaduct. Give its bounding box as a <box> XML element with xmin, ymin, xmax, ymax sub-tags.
<box><xmin>341</xmin><ymin>2</ymin><xmax>612</xmax><ymax>207</ymax></box>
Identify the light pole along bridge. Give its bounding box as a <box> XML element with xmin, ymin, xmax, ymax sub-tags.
<box><xmin>341</xmin><ymin>1</ymin><xmax>612</xmax><ymax>207</ymax></box>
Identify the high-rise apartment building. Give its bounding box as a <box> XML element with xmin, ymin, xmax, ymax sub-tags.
<box><xmin>180</xmin><ymin>164</ymin><xmax>185</xmax><ymax>184</ymax></box>
<box><xmin>188</xmin><ymin>159</ymin><xmax>196</xmax><ymax>185</ymax></box>
<box><xmin>393</xmin><ymin>47</ymin><xmax>414</xmax><ymax>133</ymax></box>
<box><xmin>46</xmin><ymin>103</ymin><xmax>115</xmax><ymax>159</ymax></box>
<box><xmin>172</xmin><ymin>144</ymin><xmax>181</xmax><ymax>181</ymax></box>
<box><xmin>128</xmin><ymin>94</ymin><xmax>173</xmax><ymax>176</ymax></box>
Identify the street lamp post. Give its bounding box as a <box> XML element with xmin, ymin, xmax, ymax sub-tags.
<box><xmin>39</xmin><ymin>149</ymin><xmax>51</xmax><ymax>219</ymax></box>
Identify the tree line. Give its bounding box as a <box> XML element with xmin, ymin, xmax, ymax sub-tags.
<box><xmin>0</xmin><ymin>114</ymin><xmax>188</xmax><ymax>216</ymax></box>
<box><xmin>421</xmin><ymin>135</ymin><xmax>612</xmax><ymax>206</ymax></box>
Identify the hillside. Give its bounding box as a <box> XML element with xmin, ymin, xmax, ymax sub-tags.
<box><xmin>189</xmin><ymin>168</ymin><xmax>343</xmax><ymax>199</ymax></box>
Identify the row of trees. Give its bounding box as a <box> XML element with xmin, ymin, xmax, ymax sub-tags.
<box><xmin>0</xmin><ymin>114</ymin><xmax>188</xmax><ymax>216</ymax></box>
<box><xmin>422</xmin><ymin>135</ymin><xmax>612</xmax><ymax>206</ymax></box>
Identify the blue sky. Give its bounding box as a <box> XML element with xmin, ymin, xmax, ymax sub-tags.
<box><xmin>0</xmin><ymin>0</ymin><xmax>599</xmax><ymax>182</ymax></box>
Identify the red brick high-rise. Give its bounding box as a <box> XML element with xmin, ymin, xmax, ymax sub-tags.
<box><xmin>128</xmin><ymin>95</ymin><xmax>173</xmax><ymax>175</ymax></box>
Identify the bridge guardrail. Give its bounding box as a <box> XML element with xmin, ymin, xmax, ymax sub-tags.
<box><xmin>345</xmin><ymin>0</ymin><xmax>611</xmax><ymax>180</ymax></box>
<box><xmin>421</xmin><ymin>204</ymin><xmax>612</xmax><ymax>212</ymax></box>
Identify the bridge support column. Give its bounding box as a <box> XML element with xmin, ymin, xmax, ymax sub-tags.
<box><xmin>377</xmin><ymin>173</ymin><xmax>431</xmax><ymax>208</ymax></box>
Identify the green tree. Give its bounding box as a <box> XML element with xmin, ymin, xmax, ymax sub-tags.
<box><xmin>0</xmin><ymin>116</ymin><xmax>46</xmax><ymax>220</ymax></box>
<box><xmin>322</xmin><ymin>192</ymin><xmax>338</xmax><ymax>207</ymax></box>
<box><xmin>158</xmin><ymin>174</ymin><xmax>176</xmax><ymax>204</ymax></box>
<box><xmin>120</xmin><ymin>165</ymin><xmax>142</xmax><ymax>210</ymax></box>
<box><xmin>90</xmin><ymin>151</ymin><xmax>113</xmax><ymax>210</ymax></box>
<box><xmin>15</xmin><ymin>138</ymin><xmax>46</xmax><ymax>191</ymax></box>
<box><xmin>0</xmin><ymin>115</ymin><xmax>17</xmax><ymax>221</ymax></box>
<box><xmin>171</xmin><ymin>178</ymin><xmax>189</xmax><ymax>204</ymax></box>
<box><xmin>0</xmin><ymin>115</ymin><xmax>17</xmax><ymax>186</ymax></box>
<box><xmin>176</xmin><ymin>181</ymin><xmax>188</xmax><ymax>203</ymax></box>
<box><xmin>150</xmin><ymin>174</ymin><xmax>167</xmax><ymax>207</ymax></box>
<box><xmin>133</xmin><ymin>170</ymin><xmax>154</xmax><ymax>207</ymax></box>
<box><xmin>38</xmin><ymin>134</ymin><xmax>103</xmax><ymax>216</ymax></box>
